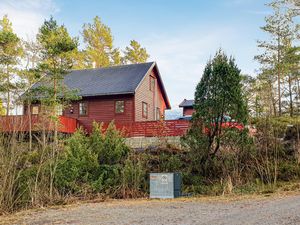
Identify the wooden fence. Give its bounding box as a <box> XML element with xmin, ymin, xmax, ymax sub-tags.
<box><xmin>0</xmin><ymin>115</ymin><xmax>189</xmax><ymax>137</ymax></box>
<box><xmin>103</xmin><ymin>120</ymin><xmax>190</xmax><ymax>137</ymax></box>
<box><xmin>0</xmin><ymin>115</ymin><xmax>77</xmax><ymax>134</ymax></box>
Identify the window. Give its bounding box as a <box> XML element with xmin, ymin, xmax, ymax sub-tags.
<box><xmin>79</xmin><ymin>102</ymin><xmax>88</xmax><ymax>116</ymax></box>
<box><xmin>69</xmin><ymin>104</ymin><xmax>74</xmax><ymax>114</ymax></box>
<box><xmin>56</xmin><ymin>104</ymin><xmax>63</xmax><ymax>116</ymax></box>
<box><xmin>150</xmin><ymin>76</ymin><xmax>155</xmax><ymax>91</ymax></box>
<box><xmin>156</xmin><ymin>107</ymin><xmax>160</xmax><ymax>120</ymax></box>
<box><xmin>32</xmin><ymin>106</ymin><xmax>39</xmax><ymax>115</ymax></box>
<box><xmin>115</xmin><ymin>100</ymin><xmax>125</xmax><ymax>113</ymax></box>
<box><xmin>142</xmin><ymin>102</ymin><xmax>148</xmax><ymax>118</ymax></box>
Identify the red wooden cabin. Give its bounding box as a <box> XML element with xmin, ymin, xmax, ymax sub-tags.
<box><xmin>18</xmin><ymin>62</ymin><xmax>174</xmax><ymax>134</ymax></box>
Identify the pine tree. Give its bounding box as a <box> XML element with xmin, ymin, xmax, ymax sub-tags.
<box><xmin>82</xmin><ymin>16</ymin><xmax>119</xmax><ymax>67</ymax></box>
<box><xmin>0</xmin><ymin>15</ymin><xmax>23</xmax><ymax>115</ymax></box>
<box><xmin>111</xmin><ymin>48</ymin><xmax>122</xmax><ymax>65</ymax></box>
<box><xmin>36</xmin><ymin>16</ymin><xmax>78</xmax><ymax>110</ymax></box>
<box><xmin>123</xmin><ymin>40</ymin><xmax>149</xmax><ymax>64</ymax></box>
<box><xmin>36</xmin><ymin>17</ymin><xmax>78</xmax><ymax>200</ymax></box>
<box><xmin>283</xmin><ymin>45</ymin><xmax>300</xmax><ymax>115</ymax></box>
<box><xmin>255</xmin><ymin>0</ymin><xmax>299</xmax><ymax>116</ymax></box>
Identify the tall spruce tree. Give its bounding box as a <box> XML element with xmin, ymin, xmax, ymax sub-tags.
<box><xmin>0</xmin><ymin>15</ymin><xmax>23</xmax><ymax>115</ymax></box>
<box><xmin>193</xmin><ymin>50</ymin><xmax>247</xmax><ymax>158</ymax></box>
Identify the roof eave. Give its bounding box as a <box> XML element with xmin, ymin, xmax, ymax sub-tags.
<box><xmin>154</xmin><ymin>63</ymin><xmax>171</xmax><ymax>109</ymax></box>
<box><xmin>79</xmin><ymin>91</ymin><xmax>135</xmax><ymax>98</ymax></box>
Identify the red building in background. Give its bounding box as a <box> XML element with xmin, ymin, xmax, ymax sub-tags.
<box><xmin>179</xmin><ymin>99</ymin><xmax>195</xmax><ymax>117</ymax></box>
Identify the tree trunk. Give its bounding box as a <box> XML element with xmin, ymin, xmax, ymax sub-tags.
<box><xmin>277</xmin><ymin>33</ymin><xmax>282</xmax><ymax>116</ymax></box>
<box><xmin>6</xmin><ymin>65</ymin><xmax>10</xmax><ymax>116</ymax></box>
<box><xmin>27</xmin><ymin>100</ymin><xmax>32</xmax><ymax>150</ymax></box>
<box><xmin>288</xmin><ymin>74</ymin><xmax>294</xmax><ymax>117</ymax></box>
<box><xmin>297</xmin><ymin>78</ymin><xmax>300</xmax><ymax>114</ymax></box>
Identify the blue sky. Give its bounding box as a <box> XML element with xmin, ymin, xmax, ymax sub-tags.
<box><xmin>0</xmin><ymin>0</ymin><xmax>271</xmax><ymax>108</ymax></box>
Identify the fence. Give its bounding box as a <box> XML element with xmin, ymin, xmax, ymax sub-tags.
<box><xmin>0</xmin><ymin>115</ymin><xmax>189</xmax><ymax>137</ymax></box>
<box><xmin>105</xmin><ymin>120</ymin><xmax>190</xmax><ymax>137</ymax></box>
<box><xmin>0</xmin><ymin>115</ymin><xmax>77</xmax><ymax>134</ymax></box>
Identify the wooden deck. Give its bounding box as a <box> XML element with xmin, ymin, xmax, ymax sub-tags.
<box><xmin>0</xmin><ymin>115</ymin><xmax>190</xmax><ymax>137</ymax></box>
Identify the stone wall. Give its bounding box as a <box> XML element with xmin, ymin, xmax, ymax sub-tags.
<box><xmin>125</xmin><ymin>136</ymin><xmax>182</xmax><ymax>149</ymax></box>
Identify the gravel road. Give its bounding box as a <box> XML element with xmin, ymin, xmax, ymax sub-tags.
<box><xmin>3</xmin><ymin>194</ymin><xmax>300</xmax><ymax>225</ymax></box>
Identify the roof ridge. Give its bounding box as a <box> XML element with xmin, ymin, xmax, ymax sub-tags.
<box><xmin>70</xmin><ymin>61</ymin><xmax>155</xmax><ymax>72</ymax></box>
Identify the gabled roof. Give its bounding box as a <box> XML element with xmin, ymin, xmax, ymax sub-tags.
<box><xmin>179</xmin><ymin>99</ymin><xmax>194</xmax><ymax>108</ymax></box>
<box><xmin>29</xmin><ymin>62</ymin><xmax>171</xmax><ymax>109</ymax></box>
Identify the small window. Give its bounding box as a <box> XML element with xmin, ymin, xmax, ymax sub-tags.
<box><xmin>150</xmin><ymin>76</ymin><xmax>155</xmax><ymax>91</ymax></box>
<box><xmin>142</xmin><ymin>102</ymin><xmax>148</xmax><ymax>118</ymax></box>
<box><xmin>32</xmin><ymin>106</ymin><xmax>39</xmax><ymax>115</ymax></box>
<box><xmin>56</xmin><ymin>104</ymin><xmax>63</xmax><ymax>116</ymax></box>
<box><xmin>79</xmin><ymin>102</ymin><xmax>88</xmax><ymax>116</ymax></box>
<box><xmin>115</xmin><ymin>100</ymin><xmax>125</xmax><ymax>113</ymax></box>
<box><xmin>156</xmin><ymin>107</ymin><xmax>160</xmax><ymax>120</ymax></box>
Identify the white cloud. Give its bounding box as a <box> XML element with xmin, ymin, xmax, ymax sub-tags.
<box><xmin>141</xmin><ymin>27</ymin><xmax>239</xmax><ymax>108</ymax></box>
<box><xmin>0</xmin><ymin>0</ymin><xmax>58</xmax><ymax>40</ymax></box>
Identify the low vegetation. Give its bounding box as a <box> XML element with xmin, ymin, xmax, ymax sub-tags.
<box><xmin>1</xmin><ymin>117</ymin><xmax>300</xmax><ymax>214</ymax></box>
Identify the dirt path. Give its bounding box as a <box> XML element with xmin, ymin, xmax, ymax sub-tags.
<box><xmin>2</xmin><ymin>193</ymin><xmax>300</xmax><ymax>225</ymax></box>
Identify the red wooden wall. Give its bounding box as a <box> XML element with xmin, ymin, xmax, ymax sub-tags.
<box><xmin>183</xmin><ymin>107</ymin><xmax>195</xmax><ymax>116</ymax></box>
<box><xmin>63</xmin><ymin>95</ymin><xmax>135</xmax><ymax>133</ymax></box>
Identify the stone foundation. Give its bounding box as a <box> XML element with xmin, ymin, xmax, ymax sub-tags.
<box><xmin>125</xmin><ymin>136</ymin><xmax>182</xmax><ymax>149</ymax></box>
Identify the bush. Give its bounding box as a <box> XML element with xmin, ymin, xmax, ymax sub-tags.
<box><xmin>120</xmin><ymin>154</ymin><xmax>146</xmax><ymax>198</ymax></box>
<box><xmin>55</xmin><ymin>128</ymin><xmax>98</xmax><ymax>195</ymax></box>
<box><xmin>55</xmin><ymin>121</ymin><xmax>132</xmax><ymax>197</ymax></box>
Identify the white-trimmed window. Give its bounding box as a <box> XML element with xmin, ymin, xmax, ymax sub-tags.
<box><xmin>150</xmin><ymin>76</ymin><xmax>155</xmax><ymax>91</ymax></box>
<box><xmin>79</xmin><ymin>102</ymin><xmax>88</xmax><ymax>116</ymax></box>
<box><xmin>115</xmin><ymin>100</ymin><xmax>125</xmax><ymax>113</ymax></box>
<box><xmin>56</xmin><ymin>104</ymin><xmax>63</xmax><ymax>116</ymax></box>
<box><xmin>142</xmin><ymin>102</ymin><xmax>148</xmax><ymax>119</ymax></box>
<box><xmin>156</xmin><ymin>107</ymin><xmax>160</xmax><ymax>120</ymax></box>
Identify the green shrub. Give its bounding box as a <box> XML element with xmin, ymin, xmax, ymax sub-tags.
<box><xmin>55</xmin><ymin>121</ymin><xmax>131</xmax><ymax>196</ymax></box>
<box><xmin>120</xmin><ymin>154</ymin><xmax>146</xmax><ymax>198</ymax></box>
<box><xmin>278</xmin><ymin>161</ymin><xmax>300</xmax><ymax>181</ymax></box>
<box><xmin>55</xmin><ymin>128</ymin><xmax>98</xmax><ymax>194</ymax></box>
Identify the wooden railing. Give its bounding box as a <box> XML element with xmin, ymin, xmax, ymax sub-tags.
<box><xmin>58</xmin><ymin>116</ymin><xmax>78</xmax><ymax>133</ymax></box>
<box><xmin>0</xmin><ymin>115</ymin><xmax>77</xmax><ymax>134</ymax></box>
<box><xmin>102</xmin><ymin>120</ymin><xmax>190</xmax><ymax>137</ymax></box>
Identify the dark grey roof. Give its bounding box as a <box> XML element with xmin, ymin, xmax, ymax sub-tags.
<box><xmin>179</xmin><ymin>99</ymin><xmax>194</xmax><ymax>108</ymax></box>
<box><xmin>31</xmin><ymin>62</ymin><xmax>155</xmax><ymax>97</ymax></box>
